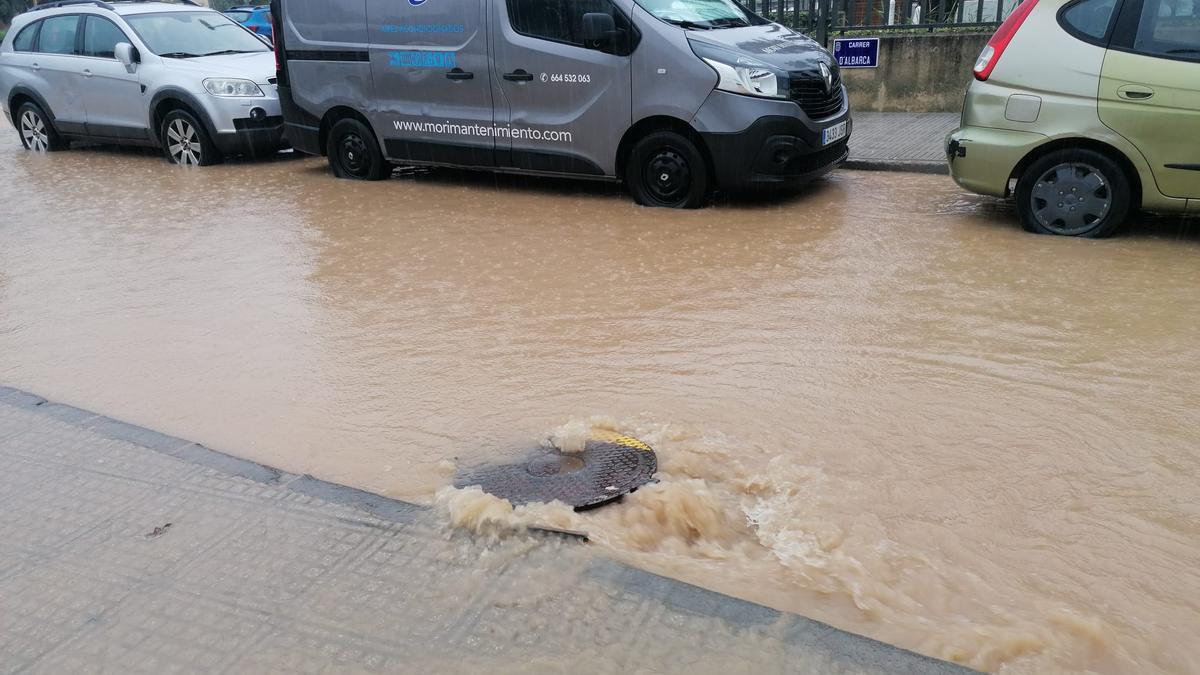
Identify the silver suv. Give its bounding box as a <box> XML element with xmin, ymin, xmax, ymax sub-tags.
<box><xmin>0</xmin><ymin>0</ymin><xmax>283</xmax><ymax>165</ymax></box>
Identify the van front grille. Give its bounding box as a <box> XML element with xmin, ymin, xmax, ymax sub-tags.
<box><xmin>788</xmin><ymin>70</ymin><xmax>844</xmax><ymax>121</ymax></box>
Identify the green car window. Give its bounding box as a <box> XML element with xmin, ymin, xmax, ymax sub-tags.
<box><xmin>1062</xmin><ymin>0</ymin><xmax>1118</xmax><ymax>40</ymax></box>
<box><xmin>1133</xmin><ymin>0</ymin><xmax>1200</xmax><ymax>60</ymax></box>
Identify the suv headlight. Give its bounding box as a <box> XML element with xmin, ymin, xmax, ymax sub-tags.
<box><xmin>690</xmin><ymin>41</ymin><xmax>787</xmax><ymax>100</ymax></box>
<box><xmin>203</xmin><ymin>78</ymin><xmax>264</xmax><ymax>97</ymax></box>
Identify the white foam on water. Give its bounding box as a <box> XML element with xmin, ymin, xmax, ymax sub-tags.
<box><xmin>442</xmin><ymin>416</ymin><xmax>1142</xmax><ymax>674</ymax></box>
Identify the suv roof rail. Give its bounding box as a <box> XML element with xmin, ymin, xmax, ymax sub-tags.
<box><xmin>27</xmin><ymin>0</ymin><xmax>116</xmax><ymax>12</ymax></box>
<box><xmin>25</xmin><ymin>0</ymin><xmax>201</xmax><ymax>11</ymax></box>
<box><xmin>113</xmin><ymin>0</ymin><xmax>202</xmax><ymax>5</ymax></box>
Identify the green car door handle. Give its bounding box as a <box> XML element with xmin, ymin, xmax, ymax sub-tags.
<box><xmin>1117</xmin><ymin>85</ymin><xmax>1155</xmax><ymax>100</ymax></box>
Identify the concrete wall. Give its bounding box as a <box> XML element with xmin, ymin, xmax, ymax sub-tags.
<box><xmin>839</xmin><ymin>33</ymin><xmax>991</xmax><ymax>113</ymax></box>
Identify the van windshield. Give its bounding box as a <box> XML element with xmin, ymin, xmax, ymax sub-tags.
<box><xmin>125</xmin><ymin>11</ymin><xmax>269</xmax><ymax>57</ymax></box>
<box><xmin>636</xmin><ymin>0</ymin><xmax>753</xmax><ymax>28</ymax></box>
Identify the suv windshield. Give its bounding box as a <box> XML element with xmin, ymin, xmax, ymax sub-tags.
<box><xmin>124</xmin><ymin>11</ymin><xmax>269</xmax><ymax>57</ymax></box>
<box><xmin>635</xmin><ymin>0</ymin><xmax>753</xmax><ymax>27</ymax></box>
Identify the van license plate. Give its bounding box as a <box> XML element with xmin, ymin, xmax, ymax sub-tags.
<box><xmin>822</xmin><ymin>121</ymin><xmax>848</xmax><ymax>146</ymax></box>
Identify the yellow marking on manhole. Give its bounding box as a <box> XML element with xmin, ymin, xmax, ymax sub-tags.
<box><xmin>590</xmin><ymin>430</ymin><xmax>653</xmax><ymax>452</ymax></box>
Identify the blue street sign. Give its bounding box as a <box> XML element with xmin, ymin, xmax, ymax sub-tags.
<box><xmin>833</xmin><ymin>38</ymin><xmax>880</xmax><ymax>69</ymax></box>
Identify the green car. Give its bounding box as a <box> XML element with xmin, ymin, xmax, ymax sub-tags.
<box><xmin>947</xmin><ymin>0</ymin><xmax>1199</xmax><ymax>237</ymax></box>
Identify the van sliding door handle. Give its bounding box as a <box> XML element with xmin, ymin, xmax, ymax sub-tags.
<box><xmin>503</xmin><ymin>69</ymin><xmax>534</xmax><ymax>82</ymax></box>
<box><xmin>445</xmin><ymin>68</ymin><xmax>474</xmax><ymax>80</ymax></box>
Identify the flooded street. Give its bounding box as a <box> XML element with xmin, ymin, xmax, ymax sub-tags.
<box><xmin>2</xmin><ymin>130</ymin><xmax>1198</xmax><ymax>674</ymax></box>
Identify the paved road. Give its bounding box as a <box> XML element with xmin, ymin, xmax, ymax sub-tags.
<box><xmin>847</xmin><ymin>112</ymin><xmax>959</xmax><ymax>174</ymax></box>
<box><xmin>0</xmin><ymin>385</ymin><xmax>971</xmax><ymax>674</ymax></box>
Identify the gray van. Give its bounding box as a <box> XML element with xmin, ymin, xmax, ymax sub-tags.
<box><xmin>270</xmin><ymin>0</ymin><xmax>851</xmax><ymax>207</ymax></box>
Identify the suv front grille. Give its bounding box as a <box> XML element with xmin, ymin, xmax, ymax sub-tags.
<box><xmin>788</xmin><ymin>71</ymin><xmax>844</xmax><ymax>120</ymax></box>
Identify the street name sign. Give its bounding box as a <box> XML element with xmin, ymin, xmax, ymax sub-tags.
<box><xmin>833</xmin><ymin>38</ymin><xmax>880</xmax><ymax>68</ymax></box>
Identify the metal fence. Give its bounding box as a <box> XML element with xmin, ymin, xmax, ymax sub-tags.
<box><xmin>747</xmin><ymin>0</ymin><xmax>1018</xmax><ymax>42</ymax></box>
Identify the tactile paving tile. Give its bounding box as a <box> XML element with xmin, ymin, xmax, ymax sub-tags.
<box><xmin>0</xmin><ymin>388</ymin><xmax>970</xmax><ymax>675</ymax></box>
<box><xmin>454</xmin><ymin>434</ymin><xmax>657</xmax><ymax>509</ymax></box>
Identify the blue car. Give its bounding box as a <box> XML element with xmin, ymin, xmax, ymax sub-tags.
<box><xmin>222</xmin><ymin>5</ymin><xmax>273</xmax><ymax>42</ymax></box>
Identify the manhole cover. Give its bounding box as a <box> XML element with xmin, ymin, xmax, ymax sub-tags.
<box><xmin>454</xmin><ymin>430</ymin><xmax>657</xmax><ymax>510</ymax></box>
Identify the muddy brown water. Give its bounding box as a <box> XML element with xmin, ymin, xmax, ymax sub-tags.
<box><xmin>1</xmin><ymin>130</ymin><xmax>1198</xmax><ymax>674</ymax></box>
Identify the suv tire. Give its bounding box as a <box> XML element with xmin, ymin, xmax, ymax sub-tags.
<box><xmin>160</xmin><ymin>109</ymin><xmax>221</xmax><ymax>166</ymax></box>
<box><xmin>626</xmin><ymin>131</ymin><xmax>710</xmax><ymax>209</ymax></box>
<box><xmin>327</xmin><ymin>118</ymin><xmax>390</xmax><ymax>181</ymax></box>
<box><xmin>1016</xmin><ymin>148</ymin><xmax>1132</xmax><ymax>238</ymax></box>
<box><xmin>16</xmin><ymin>101</ymin><xmax>67</xmax><ymax>152</ymax></box>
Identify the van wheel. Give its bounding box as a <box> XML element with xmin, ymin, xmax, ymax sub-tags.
<box><xmin>327</xmin><ymin>118</ymin><xmax>390</xmax><ymax>181</ymax></box>
<box><xmin>161</xmin><ymin>109</ymin><xmax>221</xmax><ymax>166</ymax></box>
<box><xmin>626</xmin><ymin>131</ymin><xmax>709</xmax><ymax>208</ymax></box>
<box><xmin>16</xmin><ymin>102</ymin><xmax>67</xmax><ymax>152</ymax></box>
<box><xmin>1016</xmin><ymin>149</ymin><xmax>1131</xmax><ymax>238</ymax></box>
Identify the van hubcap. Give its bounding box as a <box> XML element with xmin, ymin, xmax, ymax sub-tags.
<box><xmin>166</xmin><ymin>119</ymin><xmax>202</xmax><ymax>165</ymax></box>
<box><xmin>339</xmin><ymin>133</ymin><xmax>369</xmax><ymax>176</ymax></box>
<box><xmin>645</xmin><ymin>148</ymin><xmax>690</xmax><ymax>205</ymax></box>
<box><xmin>20</xmin><ymin>111</ymin><xmax>49</xmax><ymax>152</ymax></box>
<box><xmin>1030</xmin><ymin>163</ymin><xmax>1112</xmax><ymax>235</ymax></box>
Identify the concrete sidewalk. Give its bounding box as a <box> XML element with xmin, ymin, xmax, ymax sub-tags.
<box><xmin>0</xmin><ymin>385</ymin><xmax>971</xmax><ymax>674</ymax></box>
<box><xmin>846</xmin><ymin>112</ymin><xmax>959</xmax><ymax>175</ymax></box>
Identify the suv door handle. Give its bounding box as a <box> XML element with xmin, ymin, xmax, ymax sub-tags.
<box><xmin>31</xmin><ymin>62</ymin><xmax>40</xmax><ymax>70</ymax></box>
<box><xmin>1117</xmin><ymin>85</ymin><xmax>1155</xmax><ymax>100</ymax></box>
<box><xmin>445</xmin><ymin>68</ymin><xmax>474</xmax><ymax>81</ymax></box>
<box><xmin>503</xmin><ymin>69</ymin><xmax>534</xmax><ymax>82</ymax></box>
<box><xmin>82</xmin><ymin>69</ymin><xmax>93</xmax><ymax>78</ymax></box>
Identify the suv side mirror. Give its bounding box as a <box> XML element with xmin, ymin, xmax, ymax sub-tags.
<box><xmin>115</xmin><ymin>42</ymin><xmax>138</xmax><ymax>67</ymax></box>
<box><xmin>581</xmin><ymin>12</ymin><xmax>616</xmax><ymax>46</ymax></box>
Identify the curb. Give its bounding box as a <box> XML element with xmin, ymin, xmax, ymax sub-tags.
<box><xmin>0</xmin><ymin>384</ymin><xmax>976</xmax><ymax>674</ymax></box>
<box><xmin>0</xmin><ymin>384</ymin><xmax>426</xmax><ymax>523</ymax></box>
<box><xmin>844</xmin><ymin>158</ymin><xmax>950</xmax><ymax>175</ymax></box>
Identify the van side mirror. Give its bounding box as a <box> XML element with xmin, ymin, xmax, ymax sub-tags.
<box><xmin>581</xmin><ymin>12</ymin><xmax>616</xmax><ymax>46</ymax></box>
<box><xmin>115</xmin><ymin>42</ymin><xmax>138</xmax><ymax>67</ymax></box>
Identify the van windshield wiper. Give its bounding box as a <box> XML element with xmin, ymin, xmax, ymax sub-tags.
<box><xmin>664</xmin><ymin>18</ymin><xmax>714</xmax><ymax>29</ymax></box>
<box><xmin>158</xmin><ymin>51</ymin><xmax>202</xmax><ymax>58</ymax></box>
<box><xmin>199</xmin><ymin>49</ymin><xmax>260</xmax><ymax>56</ymax></box>
<box><xmin>707</xmin><ymin>17</ymin><xmax>751</xmax><ymax>27</ymax></box>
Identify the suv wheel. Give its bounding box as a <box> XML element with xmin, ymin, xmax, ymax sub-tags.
<box><xmin>161</xmin><ymin>109</ymin><xmax>220</xmax><ymax>166</ymax></box>
<box><xmin>327</xmin><ymin>118</ymin><xmax>390</xmax><ymax>180</ymax></box>
<box><xmin>16</xmin><ymin>102</ymin><xmax>66</xmax><ymax>152</ymax></box>
<box><xmin>1016</xmin><ymin>149</ymin><xmax>1131</xmax><ymax>238</ymax></box>
<box><xmin>626</xmin><ymin>131</ymin><xmax>710</xmax><ymax>209</ymax></box>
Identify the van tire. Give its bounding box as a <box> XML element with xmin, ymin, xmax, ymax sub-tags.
<box><xmin>327</xmin><ymin>118</ymin><xmax>390</xmax><ymax>181</ymax></box>
<box><xmin>626</xmin><ymin>131</ymin><xmax>709</xmax><ymax>208</ymax></box>
<box><xmin>1016</xmin><ymin>148</ymin><xmax>1131</xmax><ymax>238</ymax></box>
<box><xmin>160</xmin><ymin>109</ymin><xmax>221</xmax><ymax>166</ymax></box>
<box><xmin>16</xmin><ymin>101</ymin><xmax>67</xmax><ymax>152</ymax></box>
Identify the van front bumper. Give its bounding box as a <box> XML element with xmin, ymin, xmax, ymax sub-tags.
<box><xmin>946</xmin><ymin>125</ymin><xmax>1047</xmax><ymax>198</ymax></box>
<box><xmin>693</xmin><ymin>89</ymin><xmax>851</xmax><ymax>192</ymax></box>
<box><xmin>702</xmin><ymin>116</ymin><xmax>849</xmax><ymax>191</ymax></box>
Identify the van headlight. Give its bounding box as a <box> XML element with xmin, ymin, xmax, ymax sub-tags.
<box><xmin>690</xmin><ymin>41</ymin><xmax>787</xmax><ymax>100</ymax></box>
<box><xmin>203</xmin><ymin>78</ymin><xmax>264</xmax><ymax>97</ymax></box>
